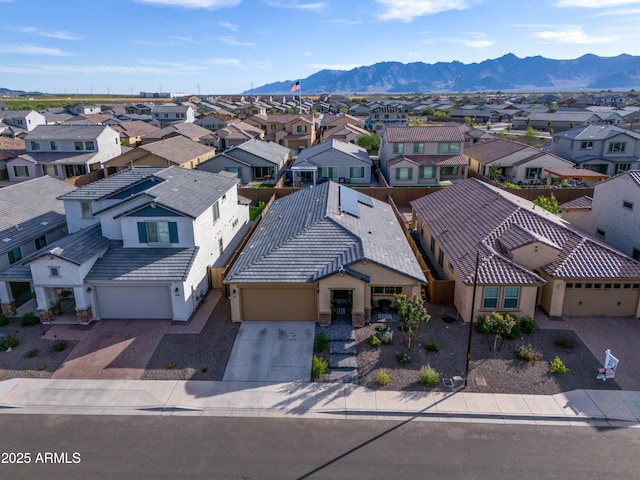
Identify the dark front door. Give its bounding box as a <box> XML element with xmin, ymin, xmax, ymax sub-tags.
<box><xmin>331</xmin><ymin>290</ymin><xmax>352</xmax><ymax>317</ymax></box>
<box><xmin>10</xmin><ymin>282</ymin><xmax>32</xmax><ymax>307</ymax></box>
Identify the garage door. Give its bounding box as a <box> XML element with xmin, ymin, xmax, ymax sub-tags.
<box><xmin>563</xmin><ymin>285</ymin><xmax>640</xmax><ymax>316</ymax></box>
<box><xmin>96</xmin><ymin>285</ymin><xmax>172</xmax><ymax>319</ymax></box>
<box><xmin>240</xmin><ymin>286</ymin><xmax>316</xmax><ymax>321</ymax></box>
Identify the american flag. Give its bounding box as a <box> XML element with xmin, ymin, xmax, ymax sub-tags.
<box><xmin>290</xmin><ymin>80</ymin><xmax>300</xmax><ymax>92</ymax></box>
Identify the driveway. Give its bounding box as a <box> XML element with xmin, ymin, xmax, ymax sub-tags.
<box><xmin>223</xmin><ymin>321</ymin><xmax>314</xmax><ymax>382</ymax></box>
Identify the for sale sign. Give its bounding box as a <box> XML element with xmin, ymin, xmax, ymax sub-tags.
<box><xmin>603</xmin><ymin>349</ymin><xmax>619</xmax><ymax>379</ymax></box>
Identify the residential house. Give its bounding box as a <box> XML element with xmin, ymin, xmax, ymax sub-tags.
<box><xmin>512</xmin><ymin>111</ymin><xmax>602</xmax><ymax>132</ymax></box>
<box><xmin>109</xmin><ymin>121</ymin><xmax>159</xmax><ymax>147</ymax></box>
<box><xmin>0</xmin><ymin>167</ymin><xmax>249</xmax><ymax>322</ymax></box>
<box><xmin>0</xmin><ymin>176</ymin><xmax>76</xmax><ymax>315</ymax></box>
<box><xmin>368</xmin><ymin>106</ymin><xmax>408</xmax><ymax>132</ymax></box>
<box><xmin>66</xmin><ymin>104</ymin><xmax>101</xmax><ymax>115</ymax></box>
<box><xmin>0</xmin><ymin>110</ymin><xmax>46</xmax><ymax>137</ymax></box>
<box><xmin>198</xmin><ymin>138</ymin><xmax>289</xmax><ymax>184</ymax></box>
<box><xmin>234</xmin><ymin>103</ymin><xmax>267</xmax><ymax>119</ymax></box>
<box><xmin>103</xmin><ymin>136</ymin><xmax>216</xmax><ymax>175</ymax></box>
<box><xmin>210</xmin><ymin>121</ymin><xmax>264</xmax><ymax>151</ymax></box>
<box><xmin>225</xmin><ymin>181</ymin><xmax>426</xmax><ymax>325</ymax></box>
<box><xmin>550</xmin><ymin>124</ymin><xmax>640</xmax><ymax>176</ymax></box>
<box><xmin>141</xmin><ymin>123</ymin><xmax>212</xmax><ymax>145</ymax></box>
<box><xmin>7</xmin><ymin>125</ymin><xmax>122</xmax><ymax>182</ymax></box>
<box><xmin>125</xmin><ymin>103</ymin><xmax>154</xmax><ymax>115</ymax></box>
<box><xmin>411</xmin><ymin>178</ymin><xmax>640</xmax><ymax>321</ymax></box>
<box><xmin>244</xmin><ymin>114</ymin><xmax>315</xmax><ymax>152</ymax></box>
<box><xmin>194</xmin><ymin>113</ymin><xmax>232</xmax><ymax>132</ymax></box>
<box><xmin>150</xmin><ymin>103</ymin><xmax>196</xmax><ymax>128</ymax></box>
<box><xmin>0</xmin><ymin>137</ymin><xmax>26</xmax><ymax>180</ymax></box>
<box><xmin>560</xmin><ymin>170</ymin><xmax>640</xmax><ymax>261</ymax></box>
<box><xmin>323</xmin><ymin>123</ymin><xmax>369</xmax><ymax>144</ymax></box>
<box><xmin>379</xmin><ymin>126</ymin><xmax>469</xmax><ymax>186</ymax></box>
<box><xmin>290</xmin><ymin>139</ymin><xmax>372</xmax><ymax>186</ymax></box>
<box><xmin>465</xmin><ymin>136</ymin><xmax>575</xmax><ymax>184</ymax></box>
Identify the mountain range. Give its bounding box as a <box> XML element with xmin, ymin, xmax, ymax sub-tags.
<box><xmin>243</xmin><ymin>54</ymin><xmax>640</xmax><ymax>95</ymax></box>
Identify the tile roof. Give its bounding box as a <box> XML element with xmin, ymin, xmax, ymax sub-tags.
<box><xmin>58</xmin><ymin>167</ymin><xmax>164</xmax><ymax>201</ymax></box>
<box><xmin>556</xmin><ymin>124</ymin><xmax>640</xmax><ymax>141</ymax></box>
<box><xmin>16</xmin><ymin>151</ymin><xmax>99</xmax><ymax>166</ymax></box>
<box><xmin>411</xmin><ymin>178</ymin><xmax>640</xmax><ymax>284</ymax></box>
<box><xmin>629</xmin><ymin>170</ymin><xmax>640</xmax><ymax>185</ymax></box>
<box><xmin>109</xmin><ymin>121</ymin><xmax>159</xmax><ymax>138</ymax></box>
<box><xmin>464</xmin><ymin>137</ymin><xmax>528</xmax><ymax>164</ymax></box>
<box><xmin>385</xmin><ymin>126</ymin><xmax>465</xmax><ymax>143</ymax></box>
<box><xmin>292</xmin><ymin>139</ymin><xmax>371</xmax><ymax>167</ymax></box>
<box><xmin>0</xmin><ymin>137</ymin><xmax>25</xmax><ymax>161</ymax></box>
<box><xmin>27</xmin><ymin>224</ymin><xmax>110</xmax><ymax>265</ymax></box>
<box><xmin>560</xmin><ymin>196</ymin><xmax>593</xmax><ymax>210</ymax></box>
<box><xmin>25</xmin><ymin>124</ymin><xmax>114</xmax><ymax>141</ymax></box>
<box><xmin>137</xmin><ymin>136</ymin><xmax>214</xmax><ymax>164</ymax></box>
<box><xmin>143</xmin><ymin>122</ymin><xmax>210</xmax><ymax>140</ymax></box>
<box><xmin>387</xmin><ymin>154</ymin><xmax>467</xmax><ymax>167</ymax></box>
<box><xmin>225</xmin><ymin>181</ymin><xmax>425</xmax><ymax>284</ymax></box>
<box><xmin>0</xmin><ymin>176</ymin><xmax>75</xmax><ymax>255</ymax></box>
<box><xmin>226</xmin><ymin>138</ymin><xmax>290</xmax><ymax>165</ymax></box>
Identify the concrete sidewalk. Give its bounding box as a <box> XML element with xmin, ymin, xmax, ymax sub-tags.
<box><xmin>0</xmin><ymin>378</ymin><xmax>639</xmax><ymax>427</ymax></box>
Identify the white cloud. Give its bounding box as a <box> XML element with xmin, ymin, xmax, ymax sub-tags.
<box><xmin>219</xmin><ymin>36</ymin><xmax>255</xmax><ymax>47</ymax></box>
<box><xmin>217</xmin><ymin>21</ymin><xmax>238</xmax><ymax>31</ymax></box>
<box><xmin>555</xmin><ymin>0</ymin><xmax>640</xmax><ymax>7</ymax></box>
<box><xmin>0</xmin><ymin>62</ymin><xmax>205</xmax><ymax>75</ymax></box>
<box><xmin>19</xmin><ymin>27</ymin><xmax>81</xmax><ymax>40</ymax></box>
<box><xmin>531</xmin><ymin>26</ymin><xmax>613</xmax><ymax>44</ymax></box>
<box><xmin>376</xmin><ymin>0</ymin><xmax>481</xmax><ymax>22</ymax></box>
<box><xmin>206</xmin><ymin>58</ymin><xmax>247</xmax><ymax>68</ymax></box>
<box><xmin>461</xmin><ymin>32</ymin><xmax>493</xmax><ymax>48</ymax></box>
<box><xmin>593</xmin><ymin>7</ymin><xmax>640</xmax><ymax>15</ymax></box>
<box><xmin>135</xmin><ymin>0</ymin><xmax>241</xmax><ymax>8</ymax></box>
<box><xmin>0</xmin><ymin>44</ymin><xmax>73</xmax><ymax>56</ymax></box>
<box><xmin>303</xmin><ymin>51</ymin><xmax>313</xmax><ymax>56</ymax></box>
<box><xmin>264</xmin><ymin>0</ymin><xmax>326</xmax><ymax>11</ymax></box>
<box><xmin>309</xmin><ymin>63</ymin><xmax>359</xmax><ymax>71</ymax></box>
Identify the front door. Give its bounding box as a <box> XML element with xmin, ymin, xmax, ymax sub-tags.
<box><xmin>10</xmin><ymin>282</ymin><xmax>32</xmax><ymax>308</ymax></box>
<box><xmin>331</xmin><ymin>290</ymin><xmax>352</xmax><ymax>319</ymax></box>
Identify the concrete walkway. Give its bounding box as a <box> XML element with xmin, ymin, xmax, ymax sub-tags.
<box><xmin>0</xmin><ymin>378</ymin><xmax>639</xmax><ymax>428</ymax></box>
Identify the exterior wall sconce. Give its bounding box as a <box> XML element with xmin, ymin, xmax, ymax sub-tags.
<box><xmin>232</xmin><ymin>288</ymin><xmax>237</xmax><ymax>295</ymax></box>
<box><xmin>86</xmin><ymin>287</ymin><xmax>92</xmax><ymax>293</ymax></box>
<box><xmin>174</xmin><ymin>287</ymin><xmax>180</xmax><ymax>296</ymax></box>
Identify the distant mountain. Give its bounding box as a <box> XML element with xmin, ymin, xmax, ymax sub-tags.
<box><xmin>0</xmin><ymin>87</ymin><xmax>42</xmax><ymax>96</ymax></box>
<box><xmin>244</xmin><ymin>54</ymin><xmax>640</xmax><ymax>94</ymax></box>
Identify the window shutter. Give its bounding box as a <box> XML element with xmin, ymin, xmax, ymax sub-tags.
<box><xmin>137</xmin><ymin>222</ymin><xmax>147</xmax><ymax>243</ymax></box>
<box><xmin>169</xmin><ymin>222</ymin><xmax>178</xmax><ymax>243</ymax></box>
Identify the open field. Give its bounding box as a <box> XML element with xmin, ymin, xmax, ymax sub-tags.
<box><xmin>2</xmin><ymin>96</ymin><xmax>175</xmax><ymax>110</ymax></box>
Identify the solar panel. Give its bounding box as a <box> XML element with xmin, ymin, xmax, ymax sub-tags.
<box><xmin>358</xmin><ymin>191</ymin><xmax>373</xmax><ymax>207</ymax></box>
<box><xmin>339</xmin><ymin>184</ymin><xmax>359</xmax><ymax>217</ymax></box>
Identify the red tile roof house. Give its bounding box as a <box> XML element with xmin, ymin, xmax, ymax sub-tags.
<box><xmin>411</xmin><ymin>178</ymin><xmax>640</xmax><ymax>322</ymax></box>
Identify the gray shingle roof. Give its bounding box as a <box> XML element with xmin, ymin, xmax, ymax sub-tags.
<box><xmin>16</xmin><ymin>151</ymin><xmax>99</xmax><ymax>166</ymax></box>
<box><xmin>25</xmin><ymin>124</ymin><xmax>114</xmax><ymax>141</ymax></box>
<box><xmin>292</xmin><ymin>139</ymin><xmax>371</xmax><ymax>167</ymax></box>
<box><xmin>86</xmin><ymin>244</ymin><xmax>198</xmax><ymax>281</ymax></box>
<box><xmin>556</xmin><ymin>124</ymin><xmax>640</xmax><ymax>141</ymax></box>
<box><xmin>226</xmin><ymin>181</ymin><xmax>425</xmax><ymax>284</ymax></box>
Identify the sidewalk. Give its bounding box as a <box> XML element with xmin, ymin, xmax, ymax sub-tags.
<box><xmin>0</xmin><ymin>378</ymin><xmax>639</xmax><ymax>427</ymax></box>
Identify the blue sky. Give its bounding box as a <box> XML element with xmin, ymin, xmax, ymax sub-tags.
<box><xmin>2</xmin><ymin>0</ymin><xmax>640</xmax><ymax>95</ymax></box>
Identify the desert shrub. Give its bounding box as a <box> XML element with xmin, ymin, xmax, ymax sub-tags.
<box><xmin>505</xmin><ymin>321</ymin><xmax>522</xmax><ymax>340</ymax></box>
<box><xmin>375</xmin><ymin>324</ymin><xmax>389</xmax><ymax>333</ymax></box>
<box><xmin>517</xmin><ymin>344</ymin><xmax>543</xmax><ymax>363</ymax></box>
<box><xmin>311</xmin><ymin>355</ymin><xmax>328</xmax><ymax>379</ymax></box>
<box><xmin>314</xmin><ymin>332</ymin><xmax>329</xmax><ymax>352</ymax></box>
<box><xmin>164</xmin><ymin>362</ymin><xmax>176</xmax><ymax>370</ymax></box>
<box><xmin>368</xmin><ymin>334</ymin><xmax>381</xmax><ymax>348</ymax></box>
<box><xmin>426</xmin><ymin>341</ymin><xmax>441</xmax><ymax>353</ymax></box>
<box><xmin>376</xmin><ymin>369</ymin><xmax>391</xmax><ymax>386</ymax></box>
<box><xmin>476</xmin><ymin>315</ymin><xmax>488</xmax><ymax>333</ymax></box>
<box><xmin>396</xmin><ymin>349</ymin><xmax>411</xmax><ymax>364</ymax></box>
<box><xmin>554</xmin><ymin>337</ymin><xmax>576</xmax><ymax>350</ymax></box>
<box><xmin>0</xmin><ymin>313</ymin><xmax>8</xmax><ymax>326</ymax></box>
<box><xmin>519</xmin><ymin>316</ymin><xmax>535</xmax><ymax>334</ymax></box>
<box><xmin>0</xmin><ymin>335</ymin><xmax>19</xmax><ymax>350</ymax></box>
<box><xmin>419</xmin><ymin>364</ymin><xmax>440</xmax><ymax>387</ymax></box>
<box><xmin>25</xmin><ymin>348</ymin><xmax>39</xmax><ymax>358</ymax></box>
<box><xmin>52</xmin><ymin>340</ymin><xmax>68</xmax><ymax>352</ymax></box>
<box><xmin>380</xmin><ymin>330</ymin><xmax>394</xmax><ymax>345</ymax></box>
<box><xmin>550</xmin><ymin>356</ymin><xmax>569</xmax><ymax>374</ymax></box>
<box><xmin>20</xmin><ymin>312</ymin><xmax>38</xmax><ymax>327</ymax></box>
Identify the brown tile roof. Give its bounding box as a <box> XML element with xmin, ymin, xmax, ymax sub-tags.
<box><xmin>385</xmin><ymin>126</ymin><xmax>465</xmax><ymax>143</ymax></box>
<box><xmin>140</xmin><ymin>136</ymin><xmax>214</xmax><ymax>164</ymax></box>
<box><xmin>110</xmin><ymin>121</ymin><xmax>159</xmax><ymax>138</ymax></box>
<box><xmin>0</xmin><ymin>137</ymin><xmax>25</xmax><ymax>161</ymax></box>
<box><xmin>411</xmin><ymin>178</ymin><xmax>640</xmax><ymax>285</ymax></box>
<box><xmin>387</xmin><ymin>154</ymin><xmax>468</xmax><ymax>167</ymax></box>
<box><xmin>250</xmin><ymin>114</ymin><xmax>313</xmax><ymax>124</ymax></box>
<box><xmin>464</xmin><ymin>137</ymin><xmax>528</xmax><ymax>164</ymax></box>
<box><xmin>560</xmin><ymin>196</ymin><xmax>593</xmax><ymax>210</ymax></box>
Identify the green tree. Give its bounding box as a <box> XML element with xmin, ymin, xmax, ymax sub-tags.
<box><xmin>464</xmin><ymin>116</ymin><xmax>473</xmax><ymax>126</ymax></box>
<box><xmin>487</xmin><ymin>163</ymin><xmax>502</xmax><ymax>181</ymax></box>
<box><xmin>533</xmin><ymin>193</ymin><xmax>561</xmax><ymax>214</ymax></box>
<box><xmin>432</xmin><ymin>111</ymin><xmax>449</xmax><ymax>121</ymax></box>
<box><xmin>356</xmin><ymin>133</ymin><xmax>380</xmax><ymax>152</ymax></box>
<box><xmin>421</xmin><ymin>107</ymin><xmax>435</xmax><ymax>117</ymax></box>
<box><xmin>523</xmin><ymin>126</ymin><xmax>539</xmax><ymax>141</ymax></box>
<box><xmin>479</xmin><ymin>312</ymin><xmax>516</xmax><ymax>351</ymax></box>
<box><xmin>394</xmin><ymin>293</ymin><xmax>430</xmax><ymax>349</ymax></box>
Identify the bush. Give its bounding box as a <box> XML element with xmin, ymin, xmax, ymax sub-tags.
<box><xmin>52</xmin><ymin>340</ymin><xmax>68</xmax><ymax>352</ymax></box>
<box><xmin>368</xmin><ymin>334</ymin><xmax>381</xmax><ymax>348</ymax></box>
<box><xmin>0</xmin><ymin>313</ymin><xmax>8</xmax><ymax>327</ymax></box>
<box><xmin>20</xmin><ymin>312</ymin><xmax>38</xmax><ymax>327</ymax></box>
<box><xmin>311</xmin><ymin>355</ymin><xmax>328</xmax><ymax>379</ymax></box>
<box><xmin>426</xmin><ymin>341</ymin><xmax>441</xmax><ymax>353</ymax></box>
<box><xmin>25</xmin><ymin>348</ymin><xmax>39</xmax><ymax>358</ymax></box>
<box><xmin>517</xmin><ymin>344</ymin><xmax>543</xmax><ymax>363</ymax></box>
<box><xmin>314</xmin><ymin>332</ymin><xmax>329</xmax><ymax>352</ymax></box>
<box><xmin>375</xmin><ymin>324</ymin><xmax>389</xmax><ymax>333</ymax></box>
<box><xmin>396</xmin><ymin>349</ymin><xmax>411</xmax><ymax>364</ymax></box>
<box><xmin>505</xmin><ymin>321</ymin><xmax>522</xmax><ymax>340</ymax></box>
<box><xmin>419</xmin><ymin>364</ymin><xmax>440</xmax><ymax>387</ymax></box>
<box><xmin>476</xmin><ymin>315</ymin><xmax>488</xmax><ymax>333</ymax></box>
<box><xmin>520</xmin><ymin>316</ymin><xmax>535</xmax><ymax>334</ymax></box>
<box><xmin>376</xmin><ymin>369</ymin><xmax>391</xmax><ymax>387</ymax></box>
<box><xmin>164</xmin><ymin>362</ymin><xmax>176</xmax><ymax>370</ymax></box>
<box><xmin>554</xmin><ymin>337</ymin><xmax>576</xmax><ymax>350</ymax></box>
<box><xmin>380</xmin><ymin>330</ymin><xmax>394</xmax><ymax>345</ymax></box>
<box><xmin>550</xmin><ymin>356</ymin><xmax>569</xmax><ymax>374</ymax></box>
<box><xmin>0</xmin><ymin>335</ymin><xmax>19</xmax><ymax>350</ymax></box>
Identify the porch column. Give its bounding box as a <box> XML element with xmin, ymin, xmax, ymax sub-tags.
<box><xmin>0</xmin><ymin>281</ymin><xmax>15</xmax><ymax>316</ymax></box>
<box><xmin>35</xmin><ymin>286</ymin><xmax>54</xmax><ymax>323</ymax></box>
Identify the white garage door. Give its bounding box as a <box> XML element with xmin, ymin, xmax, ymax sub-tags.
<box><xmin>96</xmin><ymin>285</ymin><xmax>172</xmax><ymax>319</ymax></box>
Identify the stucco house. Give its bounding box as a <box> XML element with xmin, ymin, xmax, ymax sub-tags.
<box><xmin>290</xmin><ymin>139</ymin><xmax>373</xmax><ymax>186</ymax></box>
<box><xmin>210</xmin><ymin>121</ymin><xmax>264</xmax><ymax>151</ymax></box>
<box><xmin>7</xmin><ymin>125</ymin><xmax>123</xmax><ymax>182</ymax></box>
<box><xmin>379</xmin><ymin>125</ymin><xmax>469</xmax><ymax>186</ymax></box>
<box><xmin>560</xmin><ymin>170</ymin><xmax>640</xmax><ymax>261</ymax></box>
<box><xmin>150</xmin><ymin>104</ymin><xmax>196</xmax><ymax>128</ymax></box>
<box><xmin>109</xmin><ymin>121</ymin><xmax>159</xmax><ymax>147</ymax></box>
<box><xmin>0</xmin><ymin>167</ymin><xmax>249</xmax><ymax>323</ymax></box>
<box><xmin>244</xmin><ymin>114</ymin><xmax>315</xmax><ymax>152</ymax></box>
<box><xmin>0</xmin><ymin>110</ymin><xmax>46</xmax><ymax>137</ymax></box>
<box><xmin>141</xmin><ymin>123</ymin><xmax>212</xmax><ymax>145</ymax></box>
<box><xmin>225</xmin><ymin>181</ymin><xmax>426</xmax><ymax>325</ymax></box>
<box><xmin>411</xmin><ymin>178</ymin><xmax>640</xmax><ymax>322</ymax></box>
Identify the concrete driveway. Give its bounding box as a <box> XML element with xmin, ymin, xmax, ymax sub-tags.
<box><xmin>223</xmin><ymin>321</ymin><xmax>314</xmax><ymax>382</ymax></box>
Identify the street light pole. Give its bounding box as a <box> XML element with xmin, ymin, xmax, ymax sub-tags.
<box><xmin>465</xmin><ymin>251</ymin><xmax>481</xmax><ymax>387</ymax></box>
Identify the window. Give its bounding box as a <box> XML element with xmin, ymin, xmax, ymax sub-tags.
<box><xmin>616</xmin><ymin>163</ymin><xmax>631</xmax><ymax>174</ymax></box>
<box><xmin>44</xmin><ymin>164</ymin><xmax>58</xmax><ymax>176</ymax></box>
<box><xmin>393</xmin><ymin>143</ymin><xmax>404</xmax><ymax>154</ymax></box>
<box><xmin>30</xmin><ymin>141</ymin><xmax>40</xmax><ymax>151</ymax></box>
<box><xmin>296</xmin><ymin>125</ymin><xmax>307</xmax><ymax>133</ymax></box>
<box><xmin>74</xmin><ymin>141</ymin><xmax>84</xmax><ymax>151</ymax></box>
<box><xmin>16</xmin><ymin>119</ymin><xmax>23</xmax><ymax>125</ymax></box>
<box><xmin>253</xmin><ymin>166</ymin><xmax>274</xmax><ymax>179</ymax></box>
<box><xmin>35</xmin><ymin>235</ymin><xmax>47</xmax><ymax>250</ymax></box>
<box><xmin>623</xmin><ymin>200</ymin><xmax>634</xmax><ymax>210</ymax></box>
<box><xmin>81</xmin><ymin>202</ymin><xmax>92</xmax><ymax>218</ymax></box>
<box><xmin>566</xmin><ymin>283</ymin><xmax>574</xmax><ymax>289</ymax></box>
<box><xmin>430</xmin><ymin>236</ymin><xmax>435</xmax><ymax>253</ymax></box>
<box><xmin>441</xmin><ymin>166</ymin><xmax>459</xmax><ymax>176</ymax></box>
<box><xmin>318</xmin><ymin>166</ymin><xmax>337</xmax><ymax>179</ymax></box>
<box><xmin>420</xmin><ymin>166</ymin><xmax>435</xmax><ymax>179</ymax></box>
<box><xmin>85</xmin><ymin>141</ymin><xmax>95</xmax><ymax>151</ymax></box>
<box><xmin>213</xmin><ymin>201</ymin><xmax>220</xmax><ymax>223</ymax></box>
<box><xmin>503</xmin><ymin>287</ymin><xmax>520</xmax><ymax>309</ymax></box>
<box><xmin>222</xmin><ymin>194</ymin><xmax>227</xmax><ymax>203</ymax></box>
<box><xmin>349</xmin><ymin>166</ymin><xmax>365</xmax><ymax>179</ymax></box>
<box><xmin>482</xmin><ymin>287</ymin><xmax>499</xmax><ymax>309</ymax></box>
<box><xmin>633</xmin><ymin>248</ymin><xmax>640</xmax><ymax>261</ymax></box>
<box><xmin>438</xmin><ymin>249</ymin><xmax>444</xmax><ymax>267</ymax></box>
<box><xmin>413</xmin><ymin>143</ymin><xmax>424</xmax><ymax>154</ymax></box>
<box><xmin>438</xmin><ymin>143</ymin><xmax>460</xmax><ymax>154</ymax></box>
<box><xmin>13</xmin><ymin>166</ymin><xmax>29</xmax><ymax>177</ymax></box>
<box><xmin>609</xmin><ymin>142</ymin><xmax>626</xmax><ymax>153</ymax></box>
<box><xmin>164</xmin><ymin>113</ymin><xmax>169</xmax><ymax>118</ymax></box>
<box><xmin>525</xmin><ymin>167</ymin><xmax>542</xmax><ymax>179</ymax></box>
<box><xmin>372</xmin><ymin>286</ymin><xmax>403</xmax><ymax>294</ymax></box>
<box><xmin>596</xmin><ymin>228</ymin><xmax>606</xmax><ymax>238</ymax></box>
<box><xmin>270</xmin><ymin>124</ymin><xmax>277</xmax><ymax>130</ymax></box>
<box><xmin>226</xmin><ymin>167</ymin><xmax>242</xmax><ymax>179</ymax></box>
<box><xmin>49</xmin><ymin>266</ymin><xmax>60</xmax><ymax>277</ymax></box>
<box><xmin>395</xmin><ymin>167</ymin><xmax>412</xmax><ymax>181</ymax></box>
<box><xmin>218</xmin><ymin>237</ymin><xmax>224</xmax><ymax>256</ymax></box>
<box><xmin>138</xmin><ymin>221</ymin><xmax>178</xmax><ymax>244</ymax></box>
<box><xmin>580</xmin><ymin>141</ymin><xmax>594</xmax><ymax>150</ymax></box>
<box><xmin>8</xmin><ymin>247</ymin><xmax>22</xmax><ymax>265</ymax></box>
<box><xmin>50</xmin><ymin>141</ymin><xmax>60</xmax><ymax>151</ymax></box>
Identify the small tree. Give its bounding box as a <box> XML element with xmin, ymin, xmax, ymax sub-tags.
<box><xmin>523</xmin><ymin>126</ymin><xmax>539</xmax><ymax>141</ymax></box>
<box><xmin>356</xmin><ymin>133</ymin><xmax>380</xmax><ymax>152</ymax></box>
<box><xmin>394</xmin><ymin>293</ymin><xmax>430</xmax><ymax>349</ymax></box>
<box><xmin>479</xmin><ymin>312</ymin><xmax>516</xmax><ymax>351</ymax></box>
<box><xmin>464</xmin><ymin>116</ymin><xmax>473</xmax><ymax>126</ymax></box>
<box><xmin>533</xmin><ymin>193</ymin><xmax>561</xmax><ymax>214</ymax></box>
<box><xmin>487</xmin><ymin>163</ymin><xmax>502</xmax><ymax>181</ymax></box>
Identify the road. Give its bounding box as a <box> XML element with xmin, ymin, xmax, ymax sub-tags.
<box><xmin>0</xmin><ymin>414</ymin><xmax>638</xmax><ymax>479</ymax></box>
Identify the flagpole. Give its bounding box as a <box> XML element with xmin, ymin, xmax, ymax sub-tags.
<box><xmin>298</xmin><ymin>81</ymin><xmax>302</xmax><ymax>114</ymax></box>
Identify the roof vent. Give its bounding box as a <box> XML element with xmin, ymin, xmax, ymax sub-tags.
<box><xmin>2</xmin><ymin>238</ymin><xmax>11</xmax><ymax>243</ymax></box>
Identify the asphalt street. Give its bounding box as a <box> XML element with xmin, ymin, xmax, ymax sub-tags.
<box><xmin>0</xmin><ymin>415</ymin><xmax>639</xmax><ymax>480</ymax></box>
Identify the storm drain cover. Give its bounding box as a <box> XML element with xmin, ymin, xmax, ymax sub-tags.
<box><xmin>475</xmin><ymin>376</ymin><xmax>487</xmax><ymax>386</ymax></box>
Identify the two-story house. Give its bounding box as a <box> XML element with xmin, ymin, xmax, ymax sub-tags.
<box><xmin>0</xmin><ymin>167</ymin><xmax>249</xmax><ymax>323</ymax></box>
<box><xmin>109</xmin><ymin>121</ymin><xmax>159</xmax><ymax>147</ymax></box>
<box><xmin>66</xmin><ymin>103</ymin><xmax>101</xmax><ymax>115</ymax></box>
<box><xmin>379</xmin><ymin>125</ymin><xmax>469</xmax><ymax>186</ymax></box>
<box><xmin>368</xmin><ymin>106</ymin><xmax>408</xmax><ymax>132</ymax></box>
<box><xmin>150</xmin><ymin>104</ymin><xmax>196</xmax><ymax>128</ymax></box>
<box><xmin>550</xmin><ymin>124</ymin><xmax>640</xmax><ymax>176</ymax></box>
<box><xmin>244</xmin><ymin>114</ymin><xmax>315</xmax><ymax>152</ymax></box>
<box><xmin>6</xmin><ymin>125</ymin><xmax>123</xmax><ymax>182</ymax></box>
<box><xmin>210</xmin><ymin>121</ymin><xmax>264</xmax><ymax>151</ymax></box>
<box><xmin>0</xmin><ymin>110</ymin><xmax>46</xmax><ymax>137</ymax></box>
